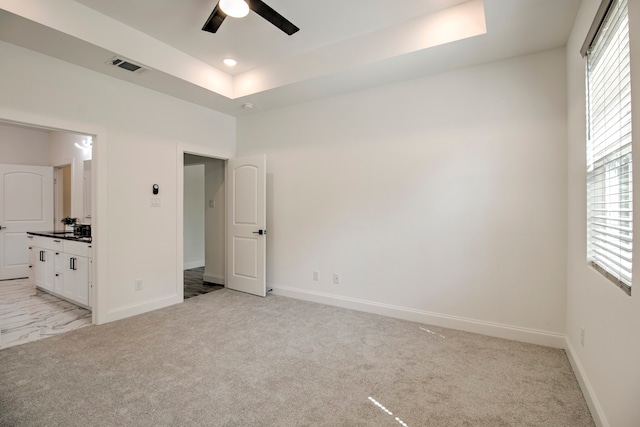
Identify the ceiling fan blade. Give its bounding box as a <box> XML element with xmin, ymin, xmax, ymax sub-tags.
<box><xmin>202</xmin><ymin>4</ymin><xmax>227</xmax><ymax>33</ymax></box>
<box><xmin>249</xmin><ymin>0</ymin><xmax>299</xmax><ymax>35</ymax></box>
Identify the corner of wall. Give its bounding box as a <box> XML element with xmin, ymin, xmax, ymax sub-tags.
<box><xmin>564</xmin><ymin>337</ymin><xmax>609</xmax><ymax>427</ymax></box>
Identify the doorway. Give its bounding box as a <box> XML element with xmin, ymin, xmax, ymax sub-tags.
<box><xmin>0</xmin><ymin>115</ymin><xmax>103</xmax><ymax>325</ymax></box>
<box><xmin>183</xmin><ymin>153</ymin><xmax>226</xmax><ymax>299</ymax></box>
<box><xmin>178</xmin><ymin>149</ymin><xmax>268</xmax><ymax>300</ymax></box>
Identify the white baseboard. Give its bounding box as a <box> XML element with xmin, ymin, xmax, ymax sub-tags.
<box><xmin>105</xmin><ymin>294</ymin><xmax>182</xmax><ymax>323</ymax></box>
<box><xmin>183</xmin><ymin>260</ymin><xmax>205</xmax><ymax>270</ymax></box>
<box><xmin>270</xmin><ymin>285</ymin><xmax>565</xmax><ymax>348</ymax></box>
<box><xmin>203</xmin><ymin>273</ymin><xmax>225</xmax><ymax>285</ymax></box>
<box><xmin>565</xmin><ymin>339</ymin><xmax>608</xmax><ymax>427</ymax></box>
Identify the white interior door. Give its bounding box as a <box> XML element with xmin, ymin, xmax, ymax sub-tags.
<box><xmin>226</xmin><ymin>154</ymin><xmax>266</xmax><ymax>297</ymax></box>
<box><xmin>0</xmin><ymin>164</ymin><xmax>54</xmax><ymax>280</ymax></box>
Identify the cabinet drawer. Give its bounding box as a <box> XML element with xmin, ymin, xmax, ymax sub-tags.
<box><xmin>34</xmin><ymin>236</ymin><xmax>64</xmax><ymax>251</ymax></box>
<box><xmin>63</xmin><ymin>240</ymin><xmax>91</xmax><ymax>257</ymax></box>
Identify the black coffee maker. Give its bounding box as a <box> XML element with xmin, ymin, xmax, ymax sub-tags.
<box><xmin>74</xmin><ymin>224</ymin><xmax>91</xmax><ymax>237</ymax></box>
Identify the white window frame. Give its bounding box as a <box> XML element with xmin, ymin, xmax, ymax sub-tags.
<box><xmin>584</xmin><ymin>0</ymin><xmax>633</xmax><ymax>295</ymax></box>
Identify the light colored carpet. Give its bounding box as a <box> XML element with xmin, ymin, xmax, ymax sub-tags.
<box><xmin>0</xmin><ymin>289</ymin><xmax>594</xmax><ymax>426</ymax></box>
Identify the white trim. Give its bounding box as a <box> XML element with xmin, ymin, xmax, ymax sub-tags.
<box><xmin>270</xmin><ymin>285</ymin><xmax>566</xmax><ymax>348</ymax></box>
<box><xmin>203</xmin><ymin>273</ymin><xmax>225</xmax><ymax>285</ymax></box>
<box><xmin>176</xmin><ymin>143</ymin><xmax>230</xmax><ymax>303</ymax></box>
<box><xmin>565</xmin><ymin>338</ymin><xmax>609</xmax><ymax>427</ymax></box>
<box><xmin>183</xmin><ymin>260</ymin><xmax>205</xmax><ymax>270</ymax></box>
<box><xmin>105</xmin><ymin>294</ymin><xmax>182</xmax><ymax>323</ymax></box>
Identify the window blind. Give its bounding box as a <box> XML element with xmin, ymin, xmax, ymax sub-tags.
<box><xmin>586</xmin><ymin>0</ymin><xmax>632</xmax><ymax>294</ymax></box>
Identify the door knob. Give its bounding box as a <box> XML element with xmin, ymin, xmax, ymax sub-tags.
<box><xmin>252</xmin><ymin>229</ymin><xmax>266</xmax><ymax>235</ymax></box>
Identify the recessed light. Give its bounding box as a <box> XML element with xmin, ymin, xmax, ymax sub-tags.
<box><xmin>223</xmin><ymin>58</ymin><xmax>237</xmax><ymax>67</ymax></box>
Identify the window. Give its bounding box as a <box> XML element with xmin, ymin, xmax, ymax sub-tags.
<box><xmin>585</xmin><ymin>0</ymin><xmax>632</xmax><ymax>295</ymax></box>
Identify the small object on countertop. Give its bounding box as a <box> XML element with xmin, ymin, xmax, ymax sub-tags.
<box><xmin>61</xmin><ymin>217</ymin><xmax>78</xmax><ymax>226</ymax></box>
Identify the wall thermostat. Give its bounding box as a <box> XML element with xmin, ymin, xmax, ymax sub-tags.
<box><xmin>153</xmin><ymin>184</ymin><xmax>159</xmax><ymax>195</ymax></box>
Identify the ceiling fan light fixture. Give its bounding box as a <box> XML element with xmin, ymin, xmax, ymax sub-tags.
<box><xmin>219</xmin><ymin>0</ymin><xmax>249</xmax><ymax>18</ymax></box>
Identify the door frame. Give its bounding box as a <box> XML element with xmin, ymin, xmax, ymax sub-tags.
<box><xmin>176</xmin><ymin>144</ymin><xmax>229</xmax><ymax>301</ymax></box>
<box><xmin>0</xmin><ymin>108</ymin><xmax>107</xmax><ymax>325</ymax></box>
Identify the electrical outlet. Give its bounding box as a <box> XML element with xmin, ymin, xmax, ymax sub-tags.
<box><xmin>333</xmin><ymin>273</ymin><xmax>340</xmax><ymax>285</ymax></box>
<box><xmin>580</xmin><ymin>326</ymin><xmax>585</xmax><ymax>347</ymax></box>
<box><xmin>313</xmin><ymin>270</ymin><xmax>319</xmax><ymax>282</ymax></box>
<box><xmin>135</xmin><ymin>279</ymin><xmax>143</xmax><ymax>291</ymax></box>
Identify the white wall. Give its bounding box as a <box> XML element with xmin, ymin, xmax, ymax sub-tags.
<box><xmin>203</xmin><ymin>157</ymin><xmax>225</xmax><ymax>284</ymax></box>
<box><xmin>237</xmin><ymin>48</ymin><xmax>568</xmax><ymax>346</ymax></box>
<box><xmin>565</xmin><ymin>1</ymin><xmax>640</xmax><ymax>426</ymax></box>
<box><xmin>0</xmin><ymin>123</ymin><xmax>50</xmax><ymax>165</ymax></box>
<box><xmin>183</xmin><ymin>163</ymin><xmax>205</xmax><ymax>269</ymax></box>
<box><xmin>0</xmin><ymin>40</ymin><xmax>235</xmax><ymax>323</ymax></box>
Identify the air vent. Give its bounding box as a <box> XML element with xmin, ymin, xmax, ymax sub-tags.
<box><xmin>107</xmin><ymin>56</ymin><xmax>148</xmax><ymax>74</ymax></box>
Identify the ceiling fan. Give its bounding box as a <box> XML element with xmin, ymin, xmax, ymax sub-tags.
<box><xmin>202</xmin><ymin>0</ymin><xmax>299</xmax><ymax>36</ymax></box>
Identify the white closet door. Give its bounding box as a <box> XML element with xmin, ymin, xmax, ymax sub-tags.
<box><xmin>0</xmin><ymin>164</ymin><xmax>53</xmax><ymax>280</ymax></box>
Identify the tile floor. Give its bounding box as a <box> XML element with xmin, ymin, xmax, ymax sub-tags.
<box><xmin>183</xmin><ymin>267</ymin><xmax>223</xmax><ymax>299</ymax></box>
<box><xmin>1</xmin><ymin>269</ymin><xmax>223</xmax><ymax>350</ymax></box>
<box><xmin>0</xmin><ymin>279</ymin><xmax>92</xmax><ymax>350</ymax></box>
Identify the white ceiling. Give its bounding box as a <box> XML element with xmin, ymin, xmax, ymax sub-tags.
<box><xmin>75</xmin><ymin>0</ymin><xmax>475</xmax><ymax>75</ymax></box>
<box><xmin>0</xmin><ymin>0</ymin><xmax>581</xmax><ymax>116</ymax></box>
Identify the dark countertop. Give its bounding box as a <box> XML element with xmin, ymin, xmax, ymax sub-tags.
<box><xmin>27</xmin><ymin>231</ymin><xmax>92</xmax><ymax>244</ymax></box>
